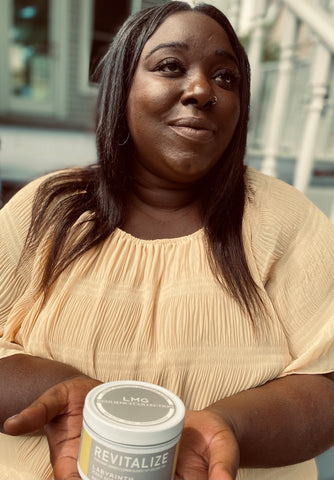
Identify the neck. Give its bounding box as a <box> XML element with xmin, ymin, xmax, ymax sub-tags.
<box><xmin>132</xmin><ymin>176</ymin><xmax>198</xmax><ymax>210</ymax></box>
<box><xmin>123</xmin><ymin>168</ymin><xmax>203</xmax><ymax>239</ymax></box>
<box><xmin>131</xmin><ymin>157</ymin><xmax>201</xmax><ymax>209</ymax></box>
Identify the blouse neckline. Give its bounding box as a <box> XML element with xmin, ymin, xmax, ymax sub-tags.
<box><xmin>115</xmin><ymin>227</ymin><xmax>205</xmax><ymax>245</ymax></box>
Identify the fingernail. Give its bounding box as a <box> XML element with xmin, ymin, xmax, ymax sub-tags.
<box><xmin>6</xmin><ymin>414</ymin><xmax>19</xmax><ymax>422</ymax></box>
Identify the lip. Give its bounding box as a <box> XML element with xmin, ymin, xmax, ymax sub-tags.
<box><xmin>169</xmin><ymin>117</ymin><xmax>216</xmax><ymax>144</ymax></box>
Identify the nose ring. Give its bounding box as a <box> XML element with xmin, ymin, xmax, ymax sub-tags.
<box><xmin>210</xmin><ymin>95</ymin><xmax>218</xmax><ymax>105</ymax></box>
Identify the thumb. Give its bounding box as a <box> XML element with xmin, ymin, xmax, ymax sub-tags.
<box><xmin>208</xmin><ymin>429</ymin><xmax>240</xmax><ymax>480</ymax></box>
<box><xmin>4</xmin><ymin>386</ymin><xmax>67</xmax><ymax>435</ymax></box>
<box><xmin>52</xmin><ymin>456</ymin><xmax>82</xmax><ymax>480</ymax></box>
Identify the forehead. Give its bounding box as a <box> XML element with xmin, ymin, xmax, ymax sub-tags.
<box><xmin>142</xmin><ymin>11</ymin><xmax>237</xmax><ymax>61</ymax></box>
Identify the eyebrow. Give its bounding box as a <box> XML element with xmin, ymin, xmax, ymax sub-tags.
<box><xmin>145</xmin><ymin>42</ymin><xmax>188</xmax><ymax>59</ymax></box>
<box><xmin>145</xmin><ymin>42</ymin><xmax>239</xmax><ymax>68</ymax></box>
<box><xmin>214</xmin><ymin>48</ymin><xmax>239</xmax><ymax>68</ymax></box>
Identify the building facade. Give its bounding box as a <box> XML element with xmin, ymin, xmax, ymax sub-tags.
<box><xmin>0</xmin><ymin>0</ymin><xmax>169</xmax><ymax>131</ymax></box>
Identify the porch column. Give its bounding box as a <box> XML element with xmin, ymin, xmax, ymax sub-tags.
<box><xmin>261</xmin><ymin>7</ymin><xmax>299</xmax><ymax>177</ymax></box>
<box><xmin>247</xmin><ymin>0</ymin><xmax>267</xmax><ymax>109</ymax></box>
<box><xmin>293</xmin><ymin>2</ymin><xmax>333</xmax><ymax>192</ymax></box>
<box><xmin>227</xmin><ymin>0</ymin><xmax>241</xmax><ymax>31</ymax></box>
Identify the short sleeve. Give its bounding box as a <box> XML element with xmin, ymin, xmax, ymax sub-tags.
<box><xmin>0</xmin><ymin>177</ymin><xmax>43</xmax><ymax>358</ymax></box>
<box><xmin>261</xmin><ymin>180</ymin><xmax>334</xmax><ymax>376</ymax></box>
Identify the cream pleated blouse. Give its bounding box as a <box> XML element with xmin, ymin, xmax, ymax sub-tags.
<box><xmin>0</xmin><ymin>167</ymin><xmax>333</xmax><ymax>480</ymax></box>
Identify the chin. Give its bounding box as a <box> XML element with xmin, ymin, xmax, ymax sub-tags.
<box><xmin>169</xmin><ymin>160</ymin><xmax>217</xmax><ymax>182</ymax></box>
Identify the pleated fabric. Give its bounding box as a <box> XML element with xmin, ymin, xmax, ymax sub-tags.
<box><xmin>0</xmin><ymin>167</ymin><xmax>333</xmax><ymax>479</ymax></box>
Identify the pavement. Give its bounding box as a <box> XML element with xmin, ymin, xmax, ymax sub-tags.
<box><xmin>0</xmin><ymin>125</ymin><xmax>96</xmax><ymax>183</ymax></box>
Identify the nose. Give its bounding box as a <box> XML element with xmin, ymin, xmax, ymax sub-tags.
<box><xmin>181</xmin><ymin>70</ymin><xmax>214</xmax><ymax>109</ymax></box>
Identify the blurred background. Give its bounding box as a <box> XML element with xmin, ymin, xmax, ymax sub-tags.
<box><xmin>0</xmin><ymin>0</ymin><xmax>333</xmax><ymax>212</ymax></box>
<box><xmin>0</xmin><ymin>0</ymin><xmax>333</xmax><ymax>475</ymax></box>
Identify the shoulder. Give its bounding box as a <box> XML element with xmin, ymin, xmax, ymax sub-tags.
<box><xmin>244</xmin><ymin>166</ymin><xmax>331</xmax><ymax>232</ymax></box>
<box><xmin>2</xmin><ymin>166</ymin><xmax>90</xmax><ymax>208</ymax></box>
<box><xmin>245</xmin><ymin>166</ymin><xmax>314</xmax><ymax>211</ymax></box>
<box><xmin>0</xmin><ymin>168</ymin><xmax>81</xmax><ymax>242</ymax></box>
<box><xmin>1</xmin><ymin>174</ymin><xmax>49</xmax><ymax>238</ymax></box>
<box><xmin>0</xmin><ymin>174</ymin><xmax>52</xmax><ymax>269</ymax></box>
<box><xmin>243</xmin><ymin>167</ymin><xmax>333</xmax><ymax>272</ymax></box>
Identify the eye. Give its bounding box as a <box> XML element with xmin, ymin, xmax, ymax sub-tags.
<box><xmin>155</xmin><ymin>58</ymin><xmax>185</xmax><ymax>75</ymax></box>
<box><xmin>213</xmin><ymin>69</ymin><xmax>240</xmax><ymax>90</ymax></box>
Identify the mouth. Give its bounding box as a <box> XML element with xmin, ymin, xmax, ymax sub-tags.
<box><xmin>169</xmin><ymin>117</ymin><xmax>215</xmax><ymax>144</ymax></box>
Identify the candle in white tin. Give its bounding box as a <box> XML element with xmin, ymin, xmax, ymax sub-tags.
<box><xmin>78</xmin><ymin>380</ymin><xmax>185</xmax><ymax>480</ymax></box>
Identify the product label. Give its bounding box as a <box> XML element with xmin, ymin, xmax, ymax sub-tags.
<box><xmin>78</xmin><ymin>429</ymin><xmax>179</xmax><ymax>480</ymax></box>
<box><xmin>95</xmin><ymin>385</ymin><xmax>176</xmax><ymax>425</ymax></box>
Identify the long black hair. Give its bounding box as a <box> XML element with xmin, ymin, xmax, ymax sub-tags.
<box><xmin>22</xmin><ymin>1</ymin><xmax>263</xmax><ymax>319</ymax></box>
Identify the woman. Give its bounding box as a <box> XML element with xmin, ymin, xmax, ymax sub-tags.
<box><xmin>0</xmin><ymin>2</ymin><xmax>333</xmax><ymax>480</ymax></box>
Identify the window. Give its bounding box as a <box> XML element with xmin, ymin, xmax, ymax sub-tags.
<box><xmin>10</xmin><ymin>0</ymin><xmax>51</xmax><ymax>99</ymax></box>
<box><xmin>89</xmin><ymin>0</ymin><xmax>131</xmax><ymax>82</ymax></box>
<box><xmin>1</xmin><ymin>0</ymin><xmax>68</xmax><ymax>116</ymax></box>
<box><xmin>79</xmin><ymin>0</ymin><xmax>142</xmax><ymax>93</ymax></box>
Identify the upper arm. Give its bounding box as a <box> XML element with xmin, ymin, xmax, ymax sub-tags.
<box><xmin>252</xmin><ymin>177</ymin><xmax>334</xmax><ymax>377</ymax></box>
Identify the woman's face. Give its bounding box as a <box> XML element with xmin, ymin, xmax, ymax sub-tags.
<box><xmin>127</xmin><ymin>11</ymin><xmax>241</xmax><ymax>185</ymax></box>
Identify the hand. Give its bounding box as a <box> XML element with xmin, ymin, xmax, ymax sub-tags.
<box><xmin>4</xmin><ymin>375</ymin><xmax>101</xmax><ymax>480</ymax></box>
<box><xmin>175</xmin><ymin>409</ymin><xmax>240</xmax><ymax>480</ymax></box>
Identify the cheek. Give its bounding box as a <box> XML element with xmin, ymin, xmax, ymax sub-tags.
<box><xmin>231</xmin><ymin>109</ymin><xmax>240</xmax><ymax>135</ymax></box>
<box><xmin>234</xmin><ymin>99</ymin><xmax>241</xmax><ymax>125</ymax></box>
<box><xmin>227</xmin><ymin>94</ymin><xmax>240</xmax><ymax>121</ymax></box>
<box><xmin>221</xmin><ymin>97</ymin><xmax>240</xmax><ymax>134</ymax></box>
<box><xmin>127</xmin><ymin>78</ymin><xmax>176</xmax><ymax>128</ymax></box>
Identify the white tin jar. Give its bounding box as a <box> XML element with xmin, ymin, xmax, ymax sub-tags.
<box><xmin>78</xmin><ymin>381</ymin><xmax>185</xmax><ymax>480</ymax></box>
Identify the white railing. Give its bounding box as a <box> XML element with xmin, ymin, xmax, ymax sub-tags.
<box><xmin>243</xmin><ymin>0</ymin><xmax>334</xmax><ymax>221</ymax></box>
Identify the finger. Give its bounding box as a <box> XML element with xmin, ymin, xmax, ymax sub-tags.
<box><xmin>4</xmin><ymin>385</ymin><xmax>67</xmax><ymax>435</ymax></box>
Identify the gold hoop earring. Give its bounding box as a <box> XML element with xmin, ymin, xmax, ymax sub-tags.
<box><xmin>118</xmin><ymin>132</ymin><xmax>130</xmax><ymax>146</ymax></box>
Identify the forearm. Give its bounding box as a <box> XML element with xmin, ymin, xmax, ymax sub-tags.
<box><xmin>0</xmin><ymin>354</ymin><xmax>84</xmax><ymax>430</ymax></box>
<box><xmin>207</xmin><ymin>374</ymin><xmax>334</xmax><ymax>467</ymax></box>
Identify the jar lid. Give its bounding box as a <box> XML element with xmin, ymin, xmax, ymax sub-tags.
<box><xmin>83</xmin><ymin>381</ymin><xmax>185</xmax><ymax>446</ymax></box>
